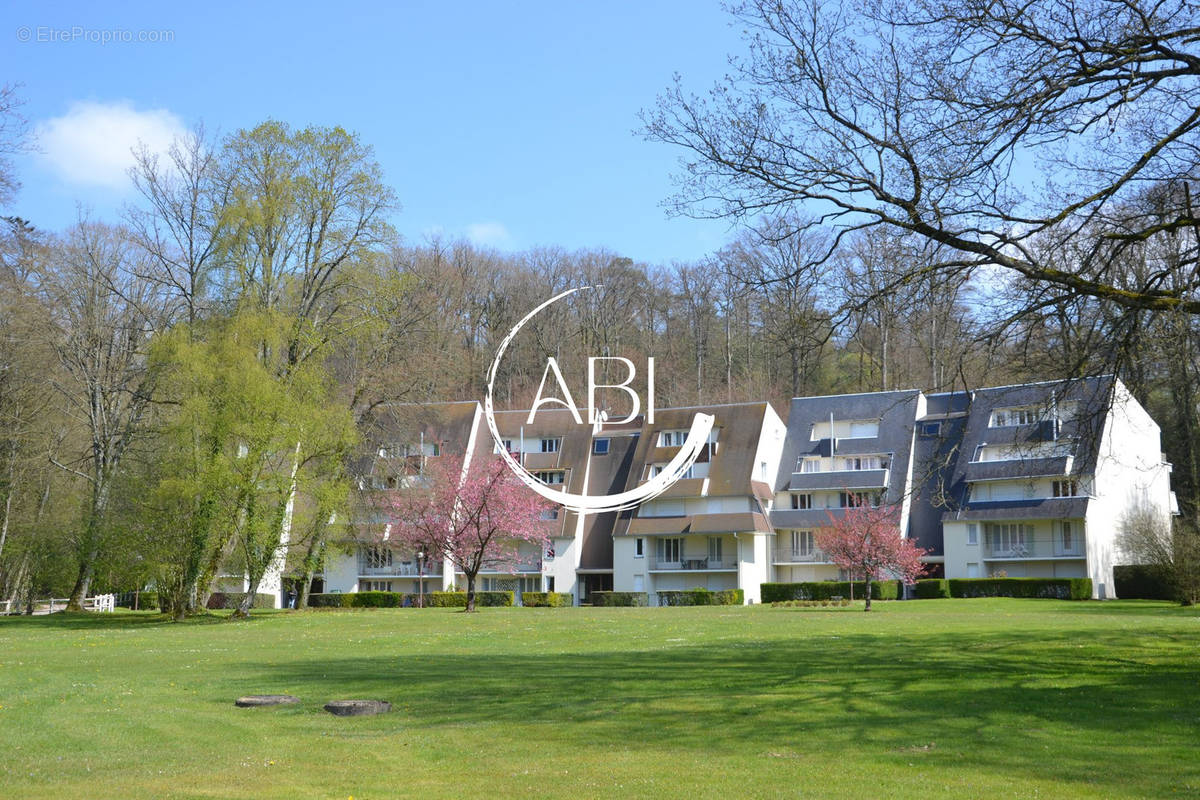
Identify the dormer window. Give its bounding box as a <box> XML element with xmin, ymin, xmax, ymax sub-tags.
<box><xmin>1052</xmin><ymin>479</ymin><xmax>1079</xmax><ymax>497</ymax></box>
<box><xmin>659</xmin><ymin>430</ymin><xmax>688</xmax><ymax>447</ymax></box>
<box><xmin>541</xmin><ymin>438</ymin><xmax>560</xmax><ymax>453</ymax></box>
<box><xmin>990</xmin><ymin>406</ymin><xmax>1042</xmax><ymax>427</ymax></box>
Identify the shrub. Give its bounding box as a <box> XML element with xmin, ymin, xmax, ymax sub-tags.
<box><xmin>913</xmin><ymin>579</ymin><xmax>951</xmax><ymax>599</ymax></box>
<box><xmin>947</xmin><ymin>577</ymin><xmax>1092</xmax><ymax>600</ymax></box>
<box><xmin>115</xmin><ymin>591</ymin><xmax>159</xmax><ymax>610</ymax></box>
<box><xmin>589</xmin><ymin>591</ymin><xmax>648</xmax><ymax>607</ymax></box>
<box><xmin>656</xmin><ymin>588</ymin><xmax>745</xmax><ymax>606</ymax></box>
<box><xmin>306</xmin><ymin>593</ymin><xmax>354</xmax><ymax>608</ymax></box>
<box><xmin>349</xmin><ymin>591</ymin><xmax>404</xmax><ymax>608</ymax></box>
<box><xmin>427</xmin><ymin>591</ymin><xmax>468</xmax><ymax>607</ymax></box>
<box><xmin>474</xmin><ymin>591</ymin><xmax>514</xmax><ymax>607</ymax></box>
<box><xmin>205</xmin><ymin>591</ymin><xmax>278</xmax><ymax>610</ymax></box>
<box><xmin>521</xmin><ymin>592</ymin><xmax>573</xmax><ymax>607</ymax></box>
<box><xmin>1114</xmin><ymin>565</ymin><xmax>1175</xmax><ymax>600</ymax></box>
<box><xmin>760</xmin><ymin>580</ymin><xmax>900</xmax><ymax>602</ymax></box>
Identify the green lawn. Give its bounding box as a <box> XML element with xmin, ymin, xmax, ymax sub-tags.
<box><xmin>1</xmin><ymin>600</ymin><xmax>1198</xmax><ymax>799</ymax></box>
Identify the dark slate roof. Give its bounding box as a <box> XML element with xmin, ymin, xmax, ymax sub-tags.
<box><xmin>938</xmin><ymin>376</ymin><xmax>1114</xmax><ymax>518</ymax></box>
<box><xmin>941</xmin><ymin>497</ymin><xmax>1090</xmax><ymax>522</ymax></box>
<box><xmin>905</xmin><ymin>410</ymin><xmax>968</xmax><ymax>557</ymax></box>
<box><xmin>774</xmin><ymin>390</ymin><xmax>921</xmax><ymax>506</ymax></box>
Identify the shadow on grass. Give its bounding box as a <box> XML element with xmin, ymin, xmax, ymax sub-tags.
<box><xmin>0</xmin><ymin>609</ymin><xmax>279</xmax><ymax>630</ymax></box>
<box><xmin>237</xmin><ymin>624</ymin><xmax>1200</xmax><ymax>796</ymax></box>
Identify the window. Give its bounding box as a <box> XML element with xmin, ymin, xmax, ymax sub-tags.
<box><xmin>656</xmin><ymin>537</ymin><xmax>682</xmax><ymax>563</ymax></box>
<box><xmin>363</xmin><ymin>545</ymin><xmax>392</xmax><ymax>569</ymax></box>
<box><xmin>791</xmin><ymin>530</ymin><xmax>815</xmax><ymax>556</ymax></box>
<box><xmin>540</xmin><ymin>438</ymin><xmax>560</xmax><ymax>453</ymax></box>
<box><xmin>429</xmin><ymin>442</ymin><xmax>441</xmax><ymax>456</ymax></box>
<box><xmin>1061</xmin><ymin>521</ymin><xmax>1074</xmax><ymax>551</ymax></box>
<box><xmin>649</xmin><ymin>464</ymin><xmax>666</xmax><ymax>478</ymax></box>
<box><xmin>539</xmin><ymin>508</ymin><xmax>559</xmax><ymax>520</ymax></box>
<box><xmin>494</xmin><ymin>438</ymin><xmax>514</xmax><ymax>454</ymax></box>
<box><xmin>760</xmin><ymin>461</ymin><xmax>769</xmax><ymax>480</ymax></box>
<box><xmin>920</xmin><ymin>421</ymin><xmax>942</xmax><ymax>437</ymax></box>
<box><xmin>635</xmin><ymin>538</ymin><xmax>644</xmax><ymax>558</ymax></box>
<box><xmin>839</xmin><ymin>491</ymin><xmax>880</xmax><ymax>508</ymax></box>
<box><xmin>991</xmin><ymin>407</ymin><xmax>1041</xmax><ymax>427</ymax></box>
<box><xmin>791</xmin><ymin>493</ymin><xmax>813</xmax><ymax>510</ymax></box>
<box><xmin>800</xmin><ymin>458</ymin><xmax>820</xmax><ymax>473</ymax></box>
<box><xmin>659</xmin><ymin>430</ymin><xmax>687</xmax><ymax>447</ymax></box>
<box><xmin>987</xmin><ymin>523</ymin><xmax>1031</xmax><ymax>554</ymax></box>
<box><xmin>593</xmin><ymin>438</ymin><xmax>610</xmax><ymax>455</ymax></box>
<box><xmin>361</xmin><ymin>580</ymin><xmax>393</xmax><ymax>592</ymax></box>
<box><xmin>534</xmin><ymin>470</ymin><xmax>564</xmax><ymax>485</ymax></box>
<box><xmin>708</xmin><ymin>536</ymin><xmax>723</xmax><ymax>563</ymax></box>
<box><xmin>1052</xmin><ymin>479</ymin><xmax>1079</xmax><ymax>497</ymax></box>
<box><xmin>840</xmin><ymin>455</ymin><xmax>888</xmax><ymax>471</ymax></box>
<box><xmin>967</xmin><ymin>523</ymin><xmax>978</xmax><ymax>546</ymax></box>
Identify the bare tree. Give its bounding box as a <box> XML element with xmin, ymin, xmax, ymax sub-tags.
<box><xmin>43</xmin><ymin>221</ymin><xmax>168</xmax><ymax>610</ymax></box>
<box><xmin>644</xmin><ymin>0</ymin><xmax>1200</xmax><ymax>314</ymax></box>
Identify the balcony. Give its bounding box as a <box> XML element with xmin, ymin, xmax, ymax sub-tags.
<box><xmin>649</xmin><ymin>556</ymin><xmax>736</xmax><ymax>571</ymax></box>
<box><xmin>772</xmin><ymin>548</ymin><xmax>830</xmax><ymax>564</ymax></box>
<box><xmin>789</xmin><ymin>468</ymin><xmax>889</xmax><ymax>491</ymax></box>
<box><xmin>480</xmin><ymin>559</ymin><xmax>543</xmax><ymax>574</ymax></box>
<box><xmin>983</xmin><ymin>536</ymin><xmax>1085</xmax><ymax>560</ymax></box>
<box><xmin>359</xmin><ymin>561</ymin><xmax>443</xmax><ymax>577</ymax></box>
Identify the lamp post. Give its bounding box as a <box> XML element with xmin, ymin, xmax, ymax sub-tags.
<box><xmin>417</xmin><ymin>550</ymin><xmax>425</xmax><ymax>609</ymax></box>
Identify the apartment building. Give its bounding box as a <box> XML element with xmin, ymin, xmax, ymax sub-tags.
<box><xmin>772</xmin><ymin>376</ymin><xmax>1174</xmax><ymax>599</ymax></box>
<box><xmin>610</xmin><ymin>402</ymin><xmax>787</xmax><ymax>605</ymax></box>
<box><xmin>317</xmin><ymin>376</ymin><xmax>1172</xmax><ymax>603</ymax></box>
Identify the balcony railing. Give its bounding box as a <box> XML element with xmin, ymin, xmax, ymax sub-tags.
<box><xmin>649</xmin><ymin>557</ymin><xmax>736</xmax><ymax>571</ymax></box>
<box><xmin>359</xmin><ymin>561</ymin><xmax>443</xmax><ymax>577</ymax></box>
<box><xmin>772</xmin><ymin>548</ymin><xmax>829</xmax><ymax>563</ymax></box>
<box><xmin>983</xmin><ymin>537</ymin><xmax>1085</xmax><ymax>559</ymax></box>
<box><xmin>479</xmin><ymin>559</ymin><xmax>543</xmax><ymax>574</ymax></box>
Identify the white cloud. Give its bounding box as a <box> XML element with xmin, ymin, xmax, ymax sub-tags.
<box><xmin>465</xmin><ymin>221</ymin><xmax>513</xmax><ymax>248</ymax></box>
<box><xmin>34</xmin><ymin>100</ymin><xmax>187</xmax><ymax>190</ymax></box>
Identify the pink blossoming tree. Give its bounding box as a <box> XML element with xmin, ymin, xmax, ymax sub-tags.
<box><xmin>818</xmin><ymin>503</ymin><xmax>927</xmax><ymax>611</ymax></box>
<box><xmin>387</xmin><ymin>454</ymin><xmax>553</xmax><ymax>612</ymax></box>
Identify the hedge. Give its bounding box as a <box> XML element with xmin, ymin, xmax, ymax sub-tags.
<box><xmin>115</xmin><ymin>591</ymin><xmax>159</xmax><ymax>610</ymax></box>
<box><xmin>760</xmin><ymin>580</ymin><xmax>901</xmax><ymax>602</ymax></box>
<box><xmin>205</xmin><ymin>591</ymin><xmax>277</xmax><ymax>610</ymax></box>
<box><xmin>427</xmin><ymin>590</ymin><xmax>514</xmax><ymax>607</ymax></box>
<box><xmin>1114</xmin><ymin>565</ymin><xmax>1175</xmax><ymax>600</ymax></box>
<box><xmin>520</xmin><ymin>591</ymin><xmax>573</xmax><ymax>607</ymax></box>
<box><xmin>589</xmin><ymin>591</ymin><xmax>648</xmax><ymax>607</ymax></box>
<box><xmin>912</xmin><ymin>579</ymin><xmax>951</xmax><ymax>599</ymax></box>
<box><xmin>947</xmin><ymin>577</ymin><xmax>1092</xmax><ymax>600</ymax></box>
<box><xmin>657</xmin><ymin>589</ymin><xmax>744</xmax><ymax>606</ymax></box>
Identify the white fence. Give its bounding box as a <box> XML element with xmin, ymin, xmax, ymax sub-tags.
<box><xmin>2</xmin><ymin>594</ymin><xmax>116</xmax><ymax>615</ymax></box>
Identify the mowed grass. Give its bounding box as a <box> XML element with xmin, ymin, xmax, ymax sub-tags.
<box><xmin>1</xmin><ymin>600</ymin><xmax>1198</xmax><ymax>799</ymax></box>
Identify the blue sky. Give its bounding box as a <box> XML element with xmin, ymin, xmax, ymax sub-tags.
<box><xmin>2</xmin><ymin>1</ymin><xmax>746</xmax><ymax>263</ymax></box>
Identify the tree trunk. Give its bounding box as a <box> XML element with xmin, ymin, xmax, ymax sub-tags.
<box><xmin>67</xmin><ymin>478</ymin><xmax>110</xmax><ymax>611</ymax></box>
<box><xmin>465</xmin><ymin>571</ymin><xmax>477</xmax><ymax>612</ymax></box>
<box><xmin>863</xmin><ymin>577</ymin><xmax>872</xmax><ymax>611</ymax></box>
<box><xmin>0</xmin><ymin>443</ymin><xmax>14</xmax><ymax>563</ymax></box>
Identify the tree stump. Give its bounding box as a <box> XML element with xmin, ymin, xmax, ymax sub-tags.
<box><xmin>323</xmin><ymin>699</ymin><xmax>391</xmax><ymax>717</ymax></box>
<box><xmin>235</xmin><ymin>694</ymin><xmax>301</xmax><ymax>708</ymax></box>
